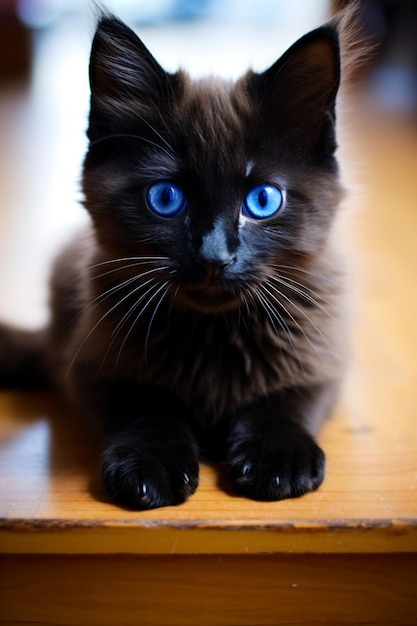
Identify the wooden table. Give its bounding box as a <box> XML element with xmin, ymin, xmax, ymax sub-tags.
<box><xmin>1</xmin><ymin>84</ymin><xmax>417</xmax><ymax>626</ymax></box>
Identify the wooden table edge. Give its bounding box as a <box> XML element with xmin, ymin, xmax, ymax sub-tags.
<box><xmin>1</xmin><ymin>517</ymin><xmax>416</xmax><ymax>555</ymax></box>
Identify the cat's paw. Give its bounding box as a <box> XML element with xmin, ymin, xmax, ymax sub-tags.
<box><xmin>226</xmin><ymin>433</ymin><xmax>325</xmax><ymax>501</ymax></box>
<box><xmin>101</xmin><ymin>440</ymin><xmax>199</xmax><ymax>510</ymax></box>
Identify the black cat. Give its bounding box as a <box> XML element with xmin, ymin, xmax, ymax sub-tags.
<box><xmin>0</xmin><ymin>5</ymin><xmax>360</xmax><ymax>509</ymax></box>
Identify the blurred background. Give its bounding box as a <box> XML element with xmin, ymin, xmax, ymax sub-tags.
<box><xmin>0</xmin><ymin>0</ymin><xmax>416</xmax><ymax>328</ymax></box>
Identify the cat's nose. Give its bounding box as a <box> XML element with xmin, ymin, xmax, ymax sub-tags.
<box><xmin>195</xmin><ymin>220</ymin><xmax>235</xmax><ymax>280</ymax></box>
<box><xmin>195</xmin><ymin>254</ymin><xmax>235</xmax><ymax>280</ymax></box>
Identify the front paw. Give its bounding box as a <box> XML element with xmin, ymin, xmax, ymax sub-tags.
<box><xmin>226</xmin><ymin>433</ymin><xmax>325</xmax><ymax>501</ymax></box>
<box><xmin>101</xmin><ymin>440</ymin><xmax>199</xmax><ymax>510</ymax></box>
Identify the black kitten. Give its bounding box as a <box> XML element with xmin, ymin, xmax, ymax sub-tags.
<box><xmin>0</xmin><ymin>6</ymin><xmax>359</xmax><ymax>509</ymax></box>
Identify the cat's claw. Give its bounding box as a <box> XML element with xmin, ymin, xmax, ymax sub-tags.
<box><xmin>227</xmin><ymin>435</ymin><xmax>325</xmax><ymax>501</ymax></box>
<box><xmin>101</xmin><ymin>444</ymin><xmax>199</xmax><ymax>510</ymax></box>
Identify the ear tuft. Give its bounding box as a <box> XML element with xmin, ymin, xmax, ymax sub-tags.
<box><xmin>247</xmin><ymin>1</ymin><xmax>368</xmax><ymax>157</ymax></box>
<box><xmin>330</xmin><ymin>0</ymin><xmax>374</xmax><ymax>87</ymax></box>
<box><xmin>251</xmin><ymin>23</ymin><xmax>341</xmax><ymax>154</ymax></box>
<box><xmin>90</xmin><ymin>15</ymin><xmax>168</xmax><ymax>106</ymax></box>
<box><xmin>87</xmin><ymin>14</ymin><xmax>177</xmax><ymax>141</ymax></box>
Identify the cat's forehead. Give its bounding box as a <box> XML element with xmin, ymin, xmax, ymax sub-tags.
<box><xmin>169</xmin><ymin>76</ymin><xmax>252</xmax><ymax>179</ymax></box>
<box><xmin>176</xmin><ymin>77</ymin><xmax>249</xmax><ymax>148</ymax></box>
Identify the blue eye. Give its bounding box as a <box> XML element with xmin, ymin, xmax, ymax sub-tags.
<box><xmin>242</xmin><ymin>184</ymin><xmax>283</xmax><ymax>219</ymax></box>
<box><xmin>147</xmin><ymin>181</ymin><xmax>187</xmax><ymax>217</ymax></box>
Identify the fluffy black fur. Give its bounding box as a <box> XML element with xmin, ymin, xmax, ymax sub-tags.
<box><xmin>0</xmin><ymin>7</ymin><xmax>360</xmax><ymax>509</ymax></box>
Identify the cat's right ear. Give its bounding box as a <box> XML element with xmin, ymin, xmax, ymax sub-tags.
<box><xmin>247</xmin><ymin>22</ymin><xmax>341</xmax><ymax>156</ymax></box>
<box><xmin>87</xmin><ymin>14</ymin><xmax>177</xmax><ymax>140</ymax></box>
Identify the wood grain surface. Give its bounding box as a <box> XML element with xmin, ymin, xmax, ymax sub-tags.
<box><xmin>1</xmin><ymin>554</ymin><xmax>417</xmax><ymax>626</ymax></box>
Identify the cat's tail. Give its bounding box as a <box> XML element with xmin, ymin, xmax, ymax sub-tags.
<box><xmin>0</xmin><ymin>323</ymin><xmax>49</xmax><ymax>389</ymax></box>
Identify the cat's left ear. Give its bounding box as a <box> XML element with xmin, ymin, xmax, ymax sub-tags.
<box><xmin>250</xmin><ymin>22</ymin><xmax>341</xmax><ymax>154</ymax></box>
<box><xmin>87</xmin><ymin>14</ymin><xmax>178</xmax><ymax>139</ymax></box>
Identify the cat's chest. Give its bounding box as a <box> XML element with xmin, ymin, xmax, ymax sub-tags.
<box><xmin>136</xmin><ymin>313</ymin><xmax>302</xmax><ymax>421</ymax></box>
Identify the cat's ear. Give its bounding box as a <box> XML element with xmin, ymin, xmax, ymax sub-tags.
<box><xmin>250</xmin><ymin>23</ymin><xmax>341</xmax><ymax>155</ymax></box>
<box><xmin>87</xmin><ymin>14</ymin><xmax>176</xmax><ymax>139</ymax></box>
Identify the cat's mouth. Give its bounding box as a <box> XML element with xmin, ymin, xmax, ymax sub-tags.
<box><xmin>179</xmin><ymin>285</ymin><xmax>241</xmax><ymax>314</ymax></box>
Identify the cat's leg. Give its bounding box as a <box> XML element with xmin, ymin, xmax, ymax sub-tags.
<box><xmin>225</xmin><ymin>382</ymin><xmax>338</xmax><ymax>501</ymax></box>
<box><xmin>70</xmin><ymin>377</ymin><xmax>199</xmax><ymax>510</ymax></box>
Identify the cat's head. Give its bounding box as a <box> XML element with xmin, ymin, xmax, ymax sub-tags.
<box><xmin>83</xmin><ymin>12</ymin><xmax>345</xmax><ymax>314</ymax></box>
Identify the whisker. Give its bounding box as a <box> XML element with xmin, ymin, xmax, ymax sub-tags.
<box><xmin>144</xmin><ymin>281</ymin><xmax>171</xmax><ymax>367</ymax></box>
<box><xmin>263</xmin><ymin>281</ymin><xmax>335</xmax><ymax>361</ymax></box>
<box><xmin>87</xmin><ymin>256</ymin><xmax>169</xmax><ymax>273</ymax></box>
<box><xmin>66</xmin><ymin>263</ymin><xmax>169</xmax><ymax>354</ymax></box>
<box><xmin>139</xmin><ymin>117</ymin><xmax>176</xmax><ymax>156</ymax></box>
<box><xmin>95</xmin><ymin>278</ymin><xmax>165</xmax><ymax>376</ymax></box>
<box><xmin>248</xmin><ymin>286</ymin><xmax>305</xmax><ymax>375</ymax></box>
<box><xmin>66</xmin><ymin>290</ymin><xmax>130</xmax><ymax>379</ymax></box>
<box><xmin>67</xmin><ymin>275</ymin><xmax>164</xmax><ymax>377</ymax></box>
<box><xmin>270</xmin><ymin>263</ymin><xmax>340</xmax><ymax>286</ymax></box>
<box><xmin>255</xmin><ymin>285</ymin><xmax>303</xmax><ymax>364</ymax></box>
<box><xmin>111</xmin><ymin>278</ymin><xmax>162</xmax><ymax>340</ymax></box>
<box><xmin>249</xmin><ymin>286</ymin><xmax>278</xmax><ymax>335</ymax></box>
<box><xmin>240</xmin><ymin>291</ymin><xmax>253</xmax><ymax>330</ymax></box>
<box><xmin>116</xmin><ymin>280</ymin><xmax>171</xmax><ymax>366</ymax></box>
<box><xmin>269</xmin><ymin>274</ymin><xmax>331</xmax><ymax>317</ymax></box>
<box><xmin>91</xmin><ymin>266</ymin><xmax>169</xmax><ymax>305</ymax></box>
